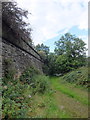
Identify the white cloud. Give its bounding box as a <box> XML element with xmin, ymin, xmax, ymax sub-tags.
<box><xmin>16</xmin><ymin>0</ymin><xmax>89</xmax><ymax>45</ymax></box>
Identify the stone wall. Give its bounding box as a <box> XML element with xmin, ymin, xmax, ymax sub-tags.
<box><xmin>2</xmin><ymin>22</ymin><xmax>43</xmax><ymax>77</ymax></box>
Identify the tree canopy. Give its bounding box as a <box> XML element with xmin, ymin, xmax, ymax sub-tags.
<box><xmin>54</xmin><ymin>33</ymin><xmax>86</xmax><ymax>57</ymax></box>
<box><xmin>42</xmin><ymin>33</ymin><xmax>87</xmax><ymax>75</ymax></box>
<box><xmin>35</xmin><ymin>43</ymin><xmax>50</xmax><ymax>61</ymax></box>
<box><xmin>2</xmin><ymin>2</ymin><xmax>32</xmax><ymax>44</ymax></box>
<box><xmin>35</xmin><ymin>43</ymin><xmax>50</xmax><ymax>55</ymax></box>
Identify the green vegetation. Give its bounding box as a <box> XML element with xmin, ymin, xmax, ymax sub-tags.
<box><xmin>27</xmin><ymin>74</ymin><xmax>88</xmax><ymax>118</ymax></box>
<box><xmin>2</xmin><ymin>2</ymin><xmax>32</xmax><ymax>44</ymax></box>
<box><xmin>2</xmin><ymin>2</ymin><xmax>89</xmax><ymax>119</ymax></box>
<box><xmin>62</xmin><ymin>66</ymin><xmax>88</xmax><ymax>87</ymax></box>
<box><xmin>2</xmin><ymin>65</ymin><xmax>89</xmax><ymax>118</ymax></box>
<box><xmin>36</xmin><ymin>33</ymin><xmax>87</xmax><ymax>76</ymax></box>
<box><xmin>2</xmin><ymin>33</ymin><xmax>89</xmax><ymax>118</ymax></box>
<box><xmin>51</xmin><ymin>77</ymin><xmax>88</xmax><ymax>105</ymax></box>
<box><xmin>27</xmin><ymin>91</ymin><xmax>71</xmax><ymax>118</ymax></box>
<box><xmin>2</xmin><ymin>67</ymin><xmax>49</xmax><ymax>119</ymax></box>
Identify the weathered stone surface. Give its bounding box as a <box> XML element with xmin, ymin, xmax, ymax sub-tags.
<box><xmin>2</xmin><ymin>23</ymin><xmax>43</xmax><ymax>77</ymax></box>
<box><xmin>2</xmin><ymin>40</ymin><xmax>43</xmax><ymax>76</ymax></box>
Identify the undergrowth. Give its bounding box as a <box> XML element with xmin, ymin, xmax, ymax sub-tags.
<box><xmin>62</xmin><ymin>67</ymin><xmax>89</xmax><ymax>87</ymax></box>
<box><xmin>2</xmin><ymin>64</ymin><xmax>89</xmax><ymax>119</ymax></box>
<box><xmin>2</xmin><ymin>66</ymin><xmax>49</xmax><ymax>119</ymax></box>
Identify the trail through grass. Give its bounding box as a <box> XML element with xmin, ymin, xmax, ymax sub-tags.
<box><xmin>3</xmin><ymin>66</ymin><xmax>89</xmax><ymax>118</ymax></box>
<box><xmin>27</xmin><ymin>77</ymin><xmax>88</xmax><ymax>118</ymax></box>
<box><xmin>50</xmin><ymin>77</ymin><xmax>88</xmax><ymax>118</ymax></box>
<box><xmin>51</xmin><ymin>77</ymin><xmax>88</xmax><ymax>105</ymax></box>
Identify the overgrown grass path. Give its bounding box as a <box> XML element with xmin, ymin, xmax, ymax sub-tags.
<box><xmin>50</xmin><ymin>77</ymin><xmax>88</xmax><ymax>118</ymax></box>
<box><xmin>27</xmin><ymin>77</ymin><xmax>88</xmax><ymax>118</ymax></box>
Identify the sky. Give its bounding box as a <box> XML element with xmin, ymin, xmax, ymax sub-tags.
<box><xmin>16</xmin><ymin>0</ymin><xmax>89</xmax><ymax>55</ymax></box>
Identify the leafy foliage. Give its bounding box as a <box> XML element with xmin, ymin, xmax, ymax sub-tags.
<box><xmin>50</xmin><ymin>33</ymin><xmax>87</xmax><ymax>75</ymax></box>
<box><xmin>2</xmin><ymin>2</ymin><xmax>32</xmax><ymax>44</ymax></box>
<box><xmin>62</xmin><ymin>67</ymin><xmax>88</xmax><ymax>87</ymax></box>
<box><xmin>47</xmin><ymin>53</ymin><xmax>57</xmax><ymax>75</ymax></box>
<box><xmin>55</xmin><ymin>54</ymin><xmax>72</xmax><ymax>74</ymax></box>
<box><xmin>2</xmin><ymin>66</ymin><xmax>49</xmax><ymax>119</ymax></box>
<box><xmin>36</xmin><ymin>43</ymin><xmax>50</xmax><ymax>55</ymax></box>
<box><xmin>2</xmin><ymin>79</ymin><xmax>30</xmax><ymax>118</ymax></box>
<box><xmin>35</xmin><ymin>75</ymin><xmax>49</xmax><ymax>93</ymax></box>
<box><xmin>54</xmin><ymin>33</ymin><xmax>87</xmax><ymax>71</ymax></box>
<box><xmin>35</xmin><ymin>43</ymin><xmax>50</xmax><ymax>63</ymax></box>
<box><xmin>54</xmin><ymin>33</ymin><xmax>86</xmax><ymax>57</ymax></box>
<box><xmin>20</xmin><ymin>67</ymin><xmax>49</xmax><ymax>94</ymax></box>
<box><xmin>20</xmin><ymin>66</ymin><xmax>40</xmax><ymax>84</ymax></box>
<box><xmin>41</xmin><ymin>33</ymin><xmax>87</xmax><ymax>75</ymax></box>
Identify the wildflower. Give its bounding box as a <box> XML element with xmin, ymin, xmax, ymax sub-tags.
<box><xmin>3</xmin><ymin>86</ymin><xmax>7</xmax><ymax>89</ymax></box>
<box><xmin>28</xmin><ymin>95</ymin><xmax>32</xmax><ymax>98</ymax></box>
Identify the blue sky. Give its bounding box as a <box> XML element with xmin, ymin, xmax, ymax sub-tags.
<box><xmin>44</xmin><ymin>26</ymin><xmax>88</xmax><ymax>52</ymax></box>
<box><xmin>16</xmin><ymin>0</ymin><xmax>88</xmax><ymax>54</ymax></box>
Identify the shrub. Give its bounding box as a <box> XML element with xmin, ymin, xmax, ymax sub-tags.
<box><xmin>62</xmin><ymin>67</ymin><xmax>88</xmax><ymax>87</ymax></box>
<box><xmin>20</xmin><ymin>66</ymin><xmax>40</xmax><ymax>84</ymax></box>
<box><xmin>2</xmin><ymin>65</ymin><xmax>49</xmax><ymax>119</ymax></box>
<box><xmin>2</xmin><ymin>79</ymin><xmax>30</xmax><ymax>119</ymax></box>
<box><xmin>3</xmin><ymin>58</ymin><xmax>16</xmax><ymax>85</ymax></box>
<box><xmin>4</xmin><ymin>58</ymin><xmax>16</xmax><ymax>79</ymax></box>
<box><xmin>34</xmin><ymin>75</ymin><xmax>49</xmax><ymax>94</ymax></box>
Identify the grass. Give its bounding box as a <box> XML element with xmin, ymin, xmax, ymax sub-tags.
<box><xmin>27</xmin><ymin>92</ymin><xmax>72</xmax><ymax>118</ymax></box>
<box><xmin>2</xmin><ymin>66</ymin><xmax>89</xmax><ymax>118</ymax></box>
<box><xmin>26</xmin><ymin>76</ymin><xmax>88</xmax><ymax>118</ymax></box>
<box><xmin>50</xmin><ymin>77</ymin><xmax>88</xmax><ymax>105</ymax></box>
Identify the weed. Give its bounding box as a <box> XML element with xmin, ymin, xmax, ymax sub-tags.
<box><xmin>62</xmin><ymin>67</ymin><xmax>88</xmax><ymax>87</ymax></box>
<box><xmin>2</xmin><ymin>66</ymin><xmax>50</xmax><ymax>118</ymax></box>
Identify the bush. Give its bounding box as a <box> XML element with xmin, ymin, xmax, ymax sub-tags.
<box><xmin>62</xmin><ymin>67</ymin><xmax>88</xmax><ymax>87</ymax></box>
<box><xmin>2</xmin><ymin>78</ymin><xmax>30</xmax><ymax>119</ymax></box>
<box><xmin>20</xmin><ymin>67</ymin><xmax>49</xmax><ymax>94</ymax></box>
<box><xmin>34</xmin><ymin>75</ymin><xmax>49</xmax><ymax>94</ymax></box>
<box><xmin>20</xmin><ymin>68</ymin><xmax>49</xmax><ymax>94</ymax></box>
<box><xmin>2</xmin><ymin>58</ymin><xmax>16</xmax><ymax>86</ymax></box>
<box><xmin>20</xmin><ymin>66</ymin><xmax>40</xmax><ymax>84</ymax></box>
<box><xmin>2</xmin><ymin>66</ymin><xmax>50</xmax><ymax>119</ymax></box>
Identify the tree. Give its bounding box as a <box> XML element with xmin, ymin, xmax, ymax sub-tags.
<box><xmin>35</xmin><ymin>43</ymin><xmax>50</xmax><ymax>55</ymax></box>
<box><xmin>35</xmin><ymin>44</ymin><xmax>53</xmax><ymax>75</ymax></box>
<box><xmin>54</xmin><ymin>33</ymin><xmax>86</xmax><ymax>58</ymax></box>
<box><xmin>55</xmin><ymin>54</ymin><xmax>74</xmax><ymax>74</ymax></box>
<box><xmin>35</xmin><ymin>43</ymin><xmax>50</xmax><ymax>63</ymax></box>
<box><xmin>42</xmin><ymin>52</ymin><xmax>57</xmax><ymax>75</ymax></box>
<box><xmin>2</xmin><ymin>2</ymin><xmax>32</xmax><ymax>44</ymax></box>
<box><xmin>54</xmin><ymin>33</ymin><xmax>87</xmax><ymax>73</ymax></box>
<box><xmin>48</xmin><ymin>53</ymin><xmax>57</xmax><ymax>75</ymax></box>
